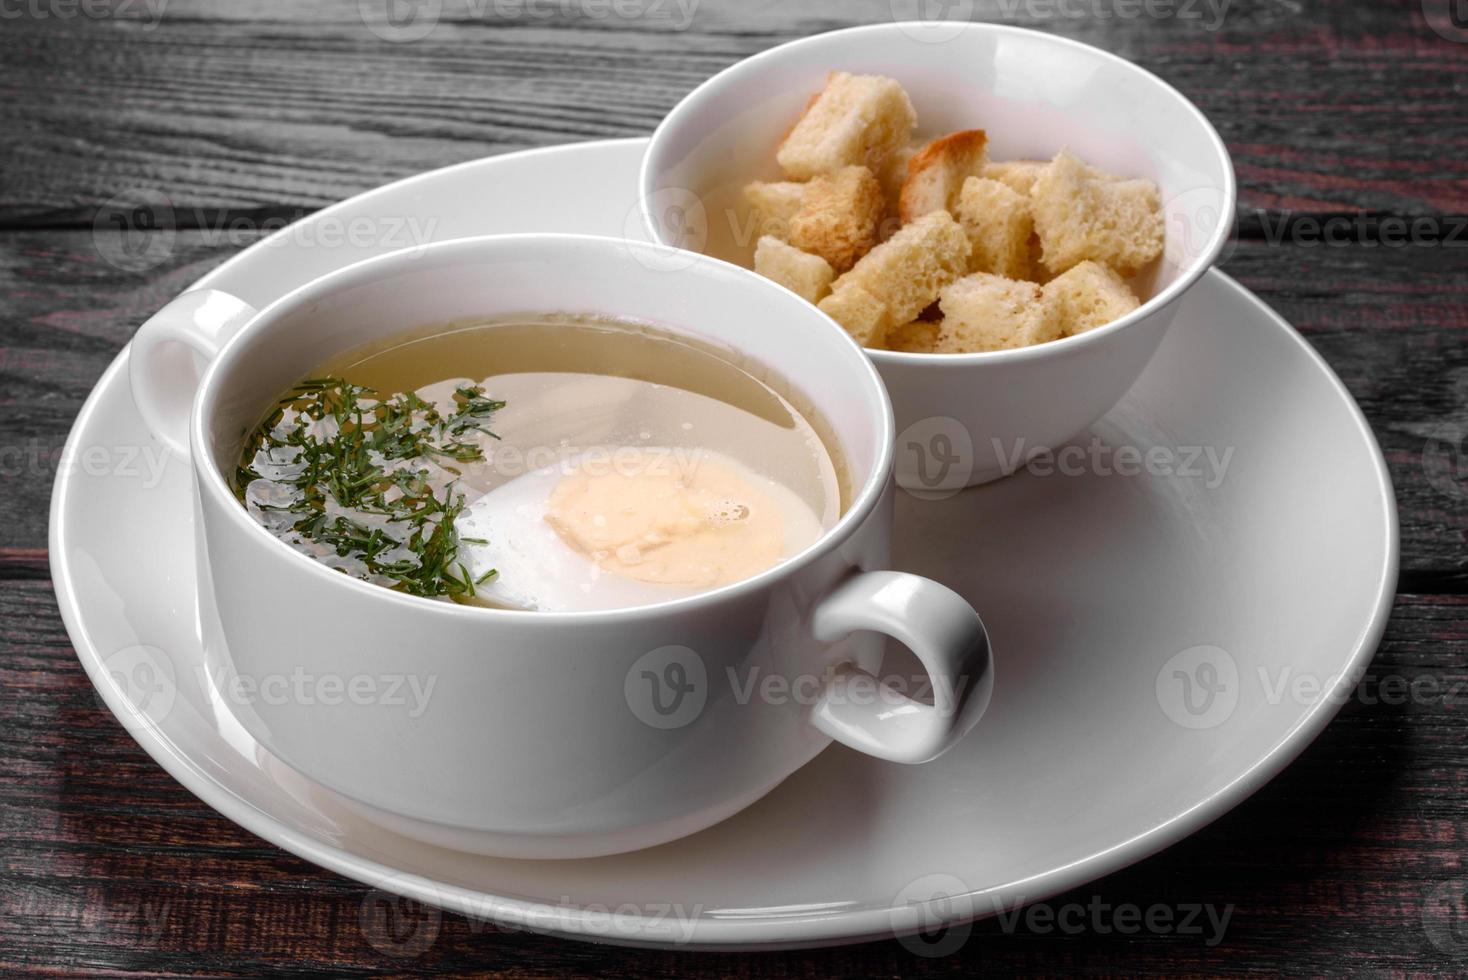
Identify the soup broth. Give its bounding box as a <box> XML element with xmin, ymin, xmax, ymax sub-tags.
<box><xmin>232</xmin><ymin>314</ymin><xmax>848</xmax><ymax>612</ymax></box>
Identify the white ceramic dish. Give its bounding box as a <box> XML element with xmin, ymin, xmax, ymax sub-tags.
<box><xmin>640</xmin><ymin>23</ymin><xmax>1236</xmax><ymax>489</ymax></box>
<box><xmin>53</xmin><ymin>139</ymin><xmax>1396</xmax><ymax>950</ymax></box>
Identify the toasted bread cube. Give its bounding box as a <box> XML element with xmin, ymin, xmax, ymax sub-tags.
<box><xmin>981</xmin><ymin>160</ymin><xmax>1049</xmax><ymax>197</ymax></box>
<box><xmin>881</xmin><ymin>320</ymin><xmax>945</xmax><ymax>353</ymax></box>
<box><xmin>954</xmin><ymin>176</ymin><xmax>1033</xmax><ymax>280</ymax></box>
<box><xmin>777</xmin><ymin>72</ymin><xmax>917</xmax><ymax>180</ymax></box>
<box><xmin>1042</xmin><ymin>260</ymin><xmax>1140</xmax><ymax>335</ymax></box>
<box><xmin>831</xmin><ymin>210</ymin><xmax>971</xmax><ymax>327</ymax></box>
<box><xmin>1027</xmin><ymin>233</ymin><xmax>1055</xmax><ymax>283</ymax></box>
<box><xmin>743</xmin><ymin>181</ymin><xmax>806</xmax><ymax>239</ymax></box>
<box><xmin>787</xmin><ymin>166</ymin><xmax>884</xmax><ymax>272</ymax></box>
<box><xmin>939</xmin><ymin>272</ymin><xmax>1062</xmax><ymax>352</ymax></box>
<box><xmin>879</xmin><ymin>144</ymin><xmax>919</xmax><ymax>216</ymax></box>
<box><xmin>898</xmin><ymin>130</ymin><xmax>989</xmax><ymax>224</ymax></box>
<box><xmin>754</xmin><ymin>235</ymin><xmax>836</xmax><ymax>304</ymax></box>
<box><xmin>987</xmin><ymin>157</ymin><xmax>1120</xmax><ymax>196</ymax></box>
<box><xmin>1031</xmin><ymin>149</ymin><xmax>1164</xmax><ymax>276</ymax></box>
<box><xmin>818</xmin><ymin>283</ymin><xmax>892</xmax><ymax>347</ymax></box>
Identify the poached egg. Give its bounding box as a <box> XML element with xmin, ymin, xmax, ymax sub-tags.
<box><xmin>454</xmin><ymin>446</ymin><xmax>824</xmax><ymax>612</ymax></box>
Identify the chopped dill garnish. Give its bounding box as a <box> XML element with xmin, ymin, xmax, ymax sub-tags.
<box><xmin>232</xmin><ymin>377</ymin><xmax>504</xmax><ymax>600</ymax></box>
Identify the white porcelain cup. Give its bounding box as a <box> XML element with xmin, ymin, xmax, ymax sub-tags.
<box><xmin>127</xmin><ymin>234</ymin><xmax>994</xmax><ymax>858</ymax></box>
<box><xmin>639</xmin><ymin>22</ymin><xmax>1237</xmax><ymax>490</ymax></box>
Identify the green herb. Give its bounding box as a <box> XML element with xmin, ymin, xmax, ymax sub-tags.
<box><xmin>233</xmin><ymin>377</ymin><xmax>504</xmax><ymax>599</ymax></box>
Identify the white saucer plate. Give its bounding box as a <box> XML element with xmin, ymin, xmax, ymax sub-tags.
<box><xmin>51</xmin><ymin>139</ymin><xmax>1397</xmax><ymax>950</ymax></box>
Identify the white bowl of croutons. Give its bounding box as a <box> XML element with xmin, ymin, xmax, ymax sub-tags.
<box><xmin>639</xmin><ymin>22</ymin><xmax>1235</xmax><ymax>490</ymax></box>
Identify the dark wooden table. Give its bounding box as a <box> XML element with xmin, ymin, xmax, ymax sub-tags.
<box><xmin>2</xmin><ymin>1</ymin><xmax>1466</xmax><ymax>974</ymax></box>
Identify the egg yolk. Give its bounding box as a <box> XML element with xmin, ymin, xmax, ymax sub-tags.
<box><xmin>544</xmin><ymin>448</ymin><xmax>784</xmax><ymax>588</ymax></box>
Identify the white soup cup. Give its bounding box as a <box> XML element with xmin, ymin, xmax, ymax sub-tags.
<box><xmin>127</xmin><ymin>234</ymin><xmax>994</xmax><ymax>858</ymax></box>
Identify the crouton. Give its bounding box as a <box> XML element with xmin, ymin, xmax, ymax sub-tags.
<box><xmin>986</xmin><ymin>157</ymin><xmax>1120</xmax><ymax>197</ymax></box>
<box><xmin>754</xmin><ymin>235</ymin><xmax>836</xmax><ymax>305</ymax></box>
<box><xmin>830</xmin><ymin>210</ymin><xmax>970</xmax><ymax>328</ymax></box>
<box><xmin>881</xmin><ymin>320</ymin><xmax>945</xmax><ymax>353</ymax></box>
<box><xmin>879</xmin><ymin>144</ymin><xmax>918</xmax><ymax>216</ymax></box>
<box><xmin>1031</xmin><ymin>149</ymin><xmax>1164</xmax><ymax>276</ymax></box>
<box><xmin>743</xmin><ymin>181</ymin><xmax>806</xmax><ymax>239</ymax></box>
<box><xmin>939</xmin><ymin>272</ymin><xmax>1062</xmax><ymax>352</ymax></box>
<box><xmin>777</xmin><ymin>73</ymin><xmax>917</xmax><ymax>180</ymax></box>
<box><xmin>898</xmin><ymin>130</ymin><xmax>990</xmax><ymax>224</ymax></box>
<box><xmin>981</xmin><ymin>160</ymin><xmax>1049</xmax><ymax>197</ymax></box>
<box><xmin>954</xmin><ymin>176</ymin><xmax>1033</xmax><ymax>280</ymax></box>
<box><xmin>818</xmin><ymin>283</ymin><xmax>892</xmax><ymax>347</ymax></box>
<box><xmin>1042</xmin><ymin>260</ymin><xmax>1140</xmax><ymax>336</ymax></box>
<box><xmin>787</xmin><ymin>166</ymin><xmax>884</xmax><ymax>271</ymax></box>
<box><xmin>1027</xmin><ymin>233</ymin><xmax>1054</xmax><ymax>283</ymax></box>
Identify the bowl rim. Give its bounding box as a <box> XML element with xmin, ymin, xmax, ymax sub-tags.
<box><xmin>190</xmin><ymin>232</ymin><xmax>897</xmax><ymax>624</ymax></box>
<box><xmin>638</xmin><ymin>20</ymin><xmax>1238</xmax><ymax>366</ymax></box>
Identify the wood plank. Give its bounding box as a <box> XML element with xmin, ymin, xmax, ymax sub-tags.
<box><xmin>2</xmin><ymin>578</ymin><xmax>1465</xmax><ymax>973</ymax></box>
<box><xmin>2</xmin><ymin>227</ymin><xmax>1463</xmax><ymax>573</ymax></box>
<box><xmin>1</xmin><ymin>0</ymin><xmax>1464</xmax><ymax>222</ymax></box>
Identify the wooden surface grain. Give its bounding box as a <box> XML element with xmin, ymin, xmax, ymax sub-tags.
<box><xmin>2</xmin><ymin>0</ymin><xmax>1466</xmax><ymax>221</ymax></box>
<box><xmin>3</xmin><ymin>582</ymin><xmax>1467</xmax><ymax>974</ymax></box>
<box><xmin>2</xmin><ymin>0</ymin><xmax>1466</xmax><ymax>974</ymax></box>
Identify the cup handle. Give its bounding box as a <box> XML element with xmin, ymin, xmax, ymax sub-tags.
<box><xmin>810</xmin><ymin>570</ymin><xmax>993</xmax><ymax>764</ymax></box>
<box><xmin>128</xmin><ymin>289</ymin><xmax>258</xmax><ymax>458</ymax></box>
